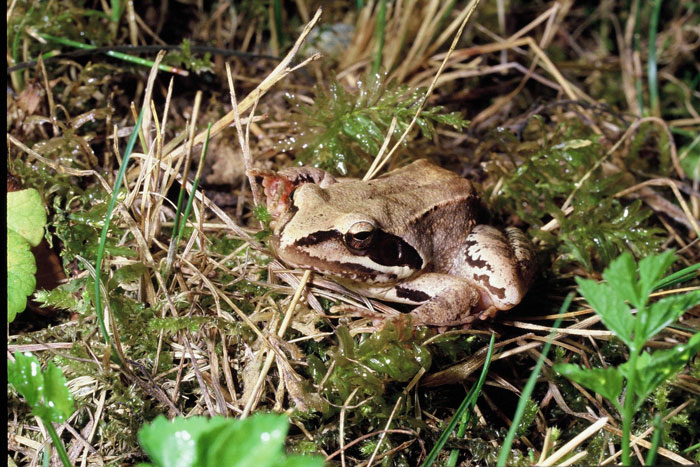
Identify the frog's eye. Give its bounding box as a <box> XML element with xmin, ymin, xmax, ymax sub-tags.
<box><xmin>345</xmin><ymin>221</ymin><xmax>375</xmax><ymax>251</ymax></box>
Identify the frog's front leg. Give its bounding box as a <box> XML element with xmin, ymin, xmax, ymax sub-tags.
<box><xmin>381</xmin><ymin>274</ymin><xmax>484</xmax><ymax>326</ymax></box>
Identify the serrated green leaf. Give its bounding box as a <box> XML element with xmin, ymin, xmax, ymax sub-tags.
<box><xmin>108</xmin><ymin>263</ymin><xmax>148</xmax><ymax>289</ymax></box>
<box><xmin>576</xmin><ymin>278</ymin><xmax>634</xmax><ymax>345</ymax></box>
<box><xmin>554</xmin><ymin>364</ymin><xmax>624</xmax><ymax>411</ymax></box>
<box><xmin>640</xmin><ymin>290</ymin><xmax>700</xmax><ymax>340</ymax></box>
<box><xmin>7</xmin><ymin>229</ymin><xmax>37</xmax><ymax>322</ymax></box>
<box><xmin>8</xmin><ymin>352</ymin><xmax>74</xmax><ymax>423</ymax></box>
<box><xmin>7</xmin><ymin>188</ymin><xmax>47</xmax><ymax>247</ymax></box>
<box><xmin>34</xmin><ymin>281</ymin><xmax>91</xmax><ymax>315</ymax></box>
<box><xmin>602</xmin><ymin>252</ymin><xmax>640</xmax><ymax>307</ymax></box>
<box><xmin>626</xmin><ymin>333</ymin><xmax>700</xmax><ymax>405</ymax></box>
<box><xmin>638</xmin><ymin>251</ymin><xmax>675</xmax><ymax>305</ymax></box>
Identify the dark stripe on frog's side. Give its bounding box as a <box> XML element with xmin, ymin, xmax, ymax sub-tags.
<box><xmin>395</xmin><ymin>286</ymin><xmax>431</xmax><ymax>303</ymax></box>
<box><xmin>464</xmin><ymin>233</ymin><xmax>515</xmax><ymax>272</ymax></box>
<box><xmin>464</xmin><ymin>238</ymin><xmax>493</xmax><ymax>271</ymax></box>
<box><xmin>472</xmin><ymin>273</ymin><xmax>507</xmax><ymax>299</ymax></box>
<box><xmin>295</xmin><ymin>229</ymin><xmax>423</xmax><ymax>269</ymax></box>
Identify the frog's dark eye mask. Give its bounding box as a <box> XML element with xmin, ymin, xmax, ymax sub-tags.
<box><xmin>296</xmin><ymin>229</ymin><xmax>423</xmax><ymax>270</ymax></box>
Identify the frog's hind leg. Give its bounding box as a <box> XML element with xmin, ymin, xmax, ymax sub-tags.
<box><xmin>385</xmin><ymin>274</ymin><xmax>483</xmax><ymax>327</ymax></box>
<box><xmin>451</xmin><ymin>224</ymin><xmax>535</xmax><ymax>316</ymax></box>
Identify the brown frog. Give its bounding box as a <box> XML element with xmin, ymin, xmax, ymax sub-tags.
<box><xmin>251</xmin><ymin>159</ymin><xmax>535</xmax><ymax>326</ymax></box>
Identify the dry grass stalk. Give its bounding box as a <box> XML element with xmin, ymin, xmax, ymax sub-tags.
<box><xmin>539</xmin><ymin>416</ymin><xmax>608</xmax><ymax>466</ymax></box>
<box><xmin>241</xmin><ymin>269</ymin><xmax>312</xmax><ymax>417</ymax></box>
<box><xmin>364</xmin><ymin>0</ymin><xmax>481</xmax><ymax>180</ymax></box>
<box><xmin>166</xmin><ymin>8</ymin><xmax>323</xmax><ymax>162</ymax></box>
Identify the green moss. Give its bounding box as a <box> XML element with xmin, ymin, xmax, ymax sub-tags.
<box><xmin>280</xmin><ymin>72</ymin><xmax>469</xmax><ymax>176</ymax></box>
<box><xmin>485</xmin><ymin>121</ymin><xmax>664</xmax><ymax>272</ymax></box>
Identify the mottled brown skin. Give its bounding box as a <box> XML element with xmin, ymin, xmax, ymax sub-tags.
<box><xmin>254</xmin><ymin>159</ymin><xmax>535</xmax><ymax>327</ymax></box>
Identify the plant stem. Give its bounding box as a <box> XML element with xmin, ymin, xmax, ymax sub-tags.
<box><xmin>648</xmin><ymin>0</ymin><xmax>663</xmax><ymax>116</ymax></box>
<box><xmin>632</xmin><ymin>0</ymin><xmax>644</xmax><ymax>115</ymax></box>
<box><xmin>645</xmin><ymin>414</ymin><xmax>662</xmax><ymax>466</ymax></box>
<box><xmin>497</xmin><ymin>293</ymin><xmax>572</xmax><ymax>467</ymax></box>
<box><xmin>621</xmin><ymin>341</ymin><xmax>641</xmax><ymax>465</ymax></box>
<box><xmin>44</xmin><ymin>421</ymin><xmax>72</xmax><ymax>467</ymax></box>
<box><xmin>94</xmin><ymin>108</ymin><xmax>145</xmax><ymax>353</ymax></box>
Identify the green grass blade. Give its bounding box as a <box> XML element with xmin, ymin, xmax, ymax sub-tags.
<box><xmin>645</xmin><ymin>414</ymin><xmax>662</xmax><ymax>466</ymax></box>
<box><xmin>372</xmin><ymin>0</ymin><xmax>387</xmax><ymax>75</ymax></box>
<box><xmin>94</xmin><ymin>107</ymin><xmax>145</xmax><ymax>351</ymax></box>
<box><xmin>632</xmin><ymin>0</ymin><xmax>644</xmax><ymax>115</ymax></box>
<box><xmin>422</xmin><ymin>333</ymin><xmax>497</xmax><ymax>467</ymax></box>
<box><xmin>682</xmin><ymin>441</ymin><xmax>700</xmax><ymax>453</ymax></box>
<box><xmin>273</xmin><ymin>0</ymin><xmax>286</xmax><ymax>50</ymax></box>
<box><xmin>648</xmin><ymin>0</ymin><xmax>663</xmax><ymax>115</ymax></box>
<box><xmin>38</xmin><ymin>34</ymin><xmax>187</xmax><ymax>76</ymax></box>
<box><xmin>110</xmin><ymin>0</ymin><xmax>123</xmax><ymax>23</ymax></box>
<box><xmin>497</xmin><ymin>292</ymin><xmax>573</xmax><ymax>467</ymax></box>
<box><xmin>177</xmin><ymin>123</ymin><xmax>212</xmax><ymax>245</ymax></box>
<box><xmin>653</xmin><ymin>262</ymin><xmax>700</xmax><ymax>290</ymax></box>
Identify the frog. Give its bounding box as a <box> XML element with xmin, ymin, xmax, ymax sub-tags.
<box><xmin>250</xmin><ymin>159</ymin><xmax>535</xmax><ymax>327</ymax></box>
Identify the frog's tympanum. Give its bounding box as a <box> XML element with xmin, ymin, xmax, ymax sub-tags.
<box><xmin>251</xmin><ymin>160</ymin><xmax>535</xmax><ymax>327</ymax></box>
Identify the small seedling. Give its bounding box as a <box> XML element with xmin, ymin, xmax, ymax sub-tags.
<box><xmin>555</xmin><ymin>251</ymin><xmax>700</xmax><ymax>465</ymax></box>
<box><xmin>8</xmin><ymin>352</ymin><xmax>75</xmax><ymax>467</ymax></box>
<box><xmin>137</xmin><ymin>413</ymin><xmax>325</xmax><ymax>467</ymax></box>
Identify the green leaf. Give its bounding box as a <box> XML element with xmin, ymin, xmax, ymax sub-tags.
<box><xmin>138</xmin><ymin>414</ymin><xmax>323</xmax><ymax>467</ymax></box>
<box><xmin>7</xmin><ymin>188</ymin><xmax>47</xmax><ymax>247</ymax></box>
<box><xmin>7</xmin><ymin>229</ymin><xmax>37</xmax><ymax>322</ymax></box>
<box><xmin>636</xmin><ymin>333</ymin><xmax>700</xmax><ymax>402</ymax></box>
<box><xmin>108</xmin><ymin>262</ymin><xmax>148</xmax><ymax>289</ymax></box>
<box><xmin>33</xmin><ymin>363</ymin><xmax>75</xmax><ymax>423</ymax></box>
<box><xmin>200</xmin><ymin>413</ymin><xmax>288</xmax><ymax>467</ymax></box>
<box><xmin>8</xmin><ymin>352</ymin><xmax>75</xmax><ymax>423</ymax></box>
<box><xmin>601</xmin><ymin>252</ymin><xmax>640</xmax><ymax>307</ymax></box>
<box><xmin>554</xmin><ymin>364</ymin><xmax>624</xmax><ymax>411</ymax></box>
<box><xmin>138</xmin><ymin>415</ymin><xmax>230</xmax><ymax>467</ymax></box>
<box><xmin>637</xmin><ymin>251</ymin><xmax>675</xmax><ymax>306</ymax></box>
<box><xmin>8</xmin><ymin>352</ymin><xmax>44</xmax><ymax>407</ymax></box>
<box><xmin>679</xmin><ymin>143</ymin><xmax>699</xmax><ymax>179</ymax></box>
<box><xmin>280</xmin><ymin>456</ymin><xmax>326</xmax><ymax>467</ymax></box>
<box><xmin>640</xmin><ymin>290</ymin><xmax>700</xmax><ymax>340</ymax></box>
<box><xmin>576</xmin><ymin>278</ymin><xmax>634</xmax><ymax>345</ymax></box>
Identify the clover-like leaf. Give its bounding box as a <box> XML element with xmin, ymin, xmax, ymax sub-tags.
<box><xmin>139</xmin><ymin>413</ymin><xmax>322</xmax><ymax>467</ymax></box>
<box><xmin>7</xmin><ymin>188</ymin><xmax>47</xmax><ymax>247</ymax></box>
<box><xmin>199</xmin><ymin>413</ymin><xmax>289</xmax><ymax>467</ymax></box>
<box><xmin>7</xmin><ymin>229</ymin><xmax>37</xmax><ymax>322</ymax></box>
<box><xmin>139</xmin><ymin>415</ymin><xmax>230</xmax><ymax>467</ymax></box>
<box><xmin>8</xmin><ymin>352</ymin><xmax>75</xmax><ymax>423</ymax></box>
